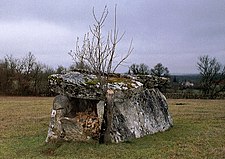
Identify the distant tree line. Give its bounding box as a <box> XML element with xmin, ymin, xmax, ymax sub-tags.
<box><xmin>128</xmin><ymin>63</ymin><xmax>170</xmax><ymax>92</ymax></box>
<box><xmin>0</xmin><ymin>52</ymin><xmax>224</xmax><ymax>99</ymax></box>
<box><xmin>0</xmin><ymin>52</ymin><xmax>59</xmax><ymax>96</ymax></box>
<box><xmin>128</xmin><ymin>56</ymin><xmax>225</xmax><ymax>99</ymax></box>
<box><xmin>128</xmin><ymin>63</ymin><xmax>169</xmax><ymax>77</ymax></box>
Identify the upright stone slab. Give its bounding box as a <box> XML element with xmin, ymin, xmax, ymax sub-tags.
<box><xmin>46</xmin><ymin>71</ymin><xmax>173</xmax><ymax>143</ymax></box>
<box><xmin>110</xmin><ymin>88</ymin><xmax>172</xmax><ymax>142</ymax></box>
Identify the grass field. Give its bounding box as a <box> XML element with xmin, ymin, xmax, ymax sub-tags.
<box><xmin>0</xmin><ymin>96</ymin><xmax>224</xmax><ymax>159</ymax></box>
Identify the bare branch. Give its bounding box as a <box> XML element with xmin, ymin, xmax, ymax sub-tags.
<box><xmin>70</xmin><ymin>5</ymin><xmax>133</xmax><ymax>86</ymax></box>
<box><xmin>112</xmin><ymin>39</ymin><xmax>133</xmax><ymax>73</ymax></box>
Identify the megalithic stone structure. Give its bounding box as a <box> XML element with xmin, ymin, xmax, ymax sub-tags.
<box><xmin>46</xmin><ymin>71</ymin><xmax>173</xmax><ymax>143</ymax></box>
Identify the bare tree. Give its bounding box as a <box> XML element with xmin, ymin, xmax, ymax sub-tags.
<box><xmin>69</xmin><ymin>5</ymin><xmax>133</xmax><ymax>144</ymax></box>
<box><xmin>69</xmin><ymin>6</ymin><xmax>133</xmax><ymax>86</ymax></box>
<box><xmin>197</xmin><ymin>55</ymin><xmax>225</xmax><ymax>98</ymax></box>
<box><xmin>3</xmin><ymin>55</ymin><xmax>24</xmax><ymax>94</ymax></box>
<box><xmin>22</xmin><ymin>52</ymin><xmax>36</xmax><ymax>75</ymax></box>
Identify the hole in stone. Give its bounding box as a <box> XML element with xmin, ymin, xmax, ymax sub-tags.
<box><xmin>64</xmin><ymin>98</ymin><xmax>104</xmax><ymax>140</ymax></box>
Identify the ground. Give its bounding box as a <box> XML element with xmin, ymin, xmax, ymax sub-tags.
<box><xmin>0</xmin><ymin>96</ymin><xmax>224</xmax><ymax>159</ymax></box>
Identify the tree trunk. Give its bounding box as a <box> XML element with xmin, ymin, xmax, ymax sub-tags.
<box><xmin>99</xmin><ymin>89</ymin><xmax>114</xmax><ymax>144</ymax></box>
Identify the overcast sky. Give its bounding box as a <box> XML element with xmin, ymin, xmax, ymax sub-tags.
<box><xmin>0</xmin><ymin>0</ymin><xmax>225</xmax><ymax>74</ymax></box>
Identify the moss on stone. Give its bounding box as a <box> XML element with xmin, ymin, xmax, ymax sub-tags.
<box><xmin>85</xmin><ymin>79</ymin><xmax>99</xmax><ymax>85</ymax></box>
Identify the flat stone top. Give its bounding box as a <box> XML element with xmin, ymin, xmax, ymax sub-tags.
<box><xmin>48</xmin><ymin>71</ymin><xmax>169</xmax><ymax>99</ymax></box>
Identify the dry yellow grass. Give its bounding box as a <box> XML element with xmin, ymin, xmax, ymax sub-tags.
<box><xmin>0</xmin><ymin>96</ymin><xmax>53</xmax><ymax>138</ymax></box>
<box><xmin>0</xmin><ymin>96</ymin><xmax>225</xmax><ymax>158</ymax></box>
<box><xmin>0</xmin><ymin>96</ymin><xmax>53</xmax><ymax>158</ymax></box>
<box><xmin>167</xmin><ymin>99</ymin><xmax>225</xmax><ymax>158</ymax></box>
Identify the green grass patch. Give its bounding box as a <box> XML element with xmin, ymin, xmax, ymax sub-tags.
<box><xmin>0</xmin><ymin>97</ymin><xmax>225</xmax><ymax>158</ymax></box>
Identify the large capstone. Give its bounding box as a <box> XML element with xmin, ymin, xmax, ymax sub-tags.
<box><xmin>46</xmin><ymin>71</ymin><xmax>173</xmax><ymax>143</ymax></box>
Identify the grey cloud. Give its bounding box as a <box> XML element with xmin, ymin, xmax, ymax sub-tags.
<box><xmin>0</xmin><ymin>0</ymin><xmax>225</xmax><ymax>74</ymax></box>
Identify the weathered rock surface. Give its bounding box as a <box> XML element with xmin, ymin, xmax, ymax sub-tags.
<box><xmin>111</xmin><ymin>88</ymin><xmax>172</xmax><ymax>142</ymax></box>
<box><xmin>46</xmin><ymin>71</ymin><xmax>173</xmax><ymax>143</ymax></box>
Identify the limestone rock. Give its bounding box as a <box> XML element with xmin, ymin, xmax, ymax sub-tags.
<box><xmin>46</xmin><ymin>71</ymin><xmax>173</xmax><ymax>143</ymax></box>
<box><xmin>111</xmin><ymin>88</ymin><xmax>172</xmax><ymax>142</ymax></box>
